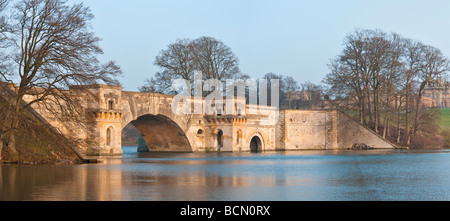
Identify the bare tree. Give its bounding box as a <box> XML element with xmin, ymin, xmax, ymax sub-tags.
<box><xmin>365</xmin><ymin>30</ymin><xmax>391</xmax><ymax>132</ymax></box>
<box><xmin>325</xmin><ymin>29</ymin><xmax>372</xmax><ymax>124</ymax></box>
<box><xmin>413</xmin><ymin>45</ymin><xmax>449</xmax><ymax>133</ymax></box>
<box><xmin>0</xmin><ymin>0</ymin><xmax>10</xmax><ymax>160</ymax></box>
<box><xmin>139</xmin><ymin>71</ymin><xmax>175</xmax><ymax>94</ymax></box>
<box><xmin>141</xmin><ymin>36</ymin><xmax>240</xmax><ymax>95</ymax></box>
<box><xmin>153</xmin><ymin>38</ymin><xmax>197</xmax><ymax>89</ymax></box>
<box><xmin>381</xmin><ymin>33</ymin><xmax>404</xmax><ymax>138</ymax></box>
<box><xmin>324</xmin><ymin>29</ymin><xmax>449</xmax><ymax>147</ymax></box>
<box><xmin>284</xmin><ymin>75</ymin><xmax>299</xmax><ymax>109</ymax></box>
<box><xmin>192</xmin><ymin>36</ymin><xmax>240</xmax><ymax>81</ymax></box>
<box><xmin>0</xmin><ymin>0</ymin><xmax>121</xmax><ymax>157</ymax></box>
<box><xmin>0</xmin><ymin>0</ymin><xmax>8</xmax><ymax>41</ymax></box>
<box><xmin>402</xmin><ymin>38</ymin><xmax>423</xmax><ymax>144</ymax></box>
<box><xmin>0</xmin><ymin>0</ymin><xmax>10</xmax><ymax>81</ymax></box>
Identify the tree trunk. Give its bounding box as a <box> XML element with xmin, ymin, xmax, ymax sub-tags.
<box><xmin>414</xmin><ymin>89</ymin><xmax>424</xmax><ymax>134</ymax></box>
<box><xmin>413</xmin><ymin>82</ymin><xmax>427</xmax><ymax>135</ymax></box>
<box><xmin>7</xmin><ymin>130</ymin><xmax>18</xmax><ymax>156</ymax></box>
<box><xmin>383</xmin><ymin>112</ymin><xmax>388</xmax><ymax>138</ymax></box>
<box><xmin>405</xmin><ymin>87</ymin><xmax>410</xmax><ymax>145</ymax></box>
<box><xmin>395</xmin><ymin>94</ymin><xmax>401</xmax><ymax>144</ymax></box>
<box><xmin>0</xmin><ymin>128</ymin><xmax>18</xmax><ymax>160</ymax></box>
<box><xmin>3</xmin><ymin>95</ymin><xmax>24</xmax><ymax>158</ymax></box>
<box><xmin>6</xmin><ymin>115</ymin><xmax>20</xmax><ymax>157</ymax></box>
<box><xmin>359</xmin><ymin>102</ymin><xmax>364</xmax><ymax>124</ymax></box>
<box><xmin>374</xmin><ymin>89</ymin><xmax>379</xmax><ymax>133</ymax></box>
<box><xmin>397</xmin><ymin>113</ymin><xmax>401</xmax><ymax>144</ymax></box>
<box><xmin>359</xmin><ymin>95</ymin><xmax>365</xmax><ymax>124</ymax></box>
<box><xmin>377</xmin><ymin>92</ymin><xmax>381</xmax><ymax>131</ymax></box>
<box><xmin>0</xmin><ymin>137</ymin><xmax>3</xmax><ymax>161</ymax></box>
<box><xmin>366</xmin><ymin>89</ymin><xmax>372</xmax><ymax>126</ymax></box>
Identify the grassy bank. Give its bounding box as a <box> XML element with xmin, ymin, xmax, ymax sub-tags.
<box><xmin>0</xmin><ymin>100</ymin><xmax>82</xmax><ymax>164</ymax></box>
<box><xmin>437</xmin><ymin>108</ymin><xmax>450</xmax><ymax>131</ymax></box>
<box><xmin>343</xmin><ymin>108</ymin><xmax>448</xmax><ymax>149</ymax></box>
<box><xmin>437</xmin><ymin>108</ymin><xmax>450</xmax><ymax>148</ymax></box>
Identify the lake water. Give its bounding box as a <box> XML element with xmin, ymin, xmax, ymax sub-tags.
<box><xmin>1</xmin><ymin>147</ymin><xmax>450</xmax><ymax>201</ymax></box>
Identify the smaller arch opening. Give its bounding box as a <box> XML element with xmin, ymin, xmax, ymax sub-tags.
<box><xmin>237</xmin><ymin>129</ymin><xmax>242</xmax><ymax>145</ymax></box>
<box><xmin>217</xmin><ymin>130</ymin><xmax>223</xmax><ymax>147</ymax></box>
<box><xmin>106</xmin><ymin>126</ymin><xmax>114</xmax><ymax>146</ymax></box>
<box><xmin>250</xmin><ymin>136</ymin><xmax>262</xmax><ymax>152</ymax></box>
<box><xmin>197</xmin><ymin>129</ymin><xmax>203</xmax><ymax>135</ymax></box>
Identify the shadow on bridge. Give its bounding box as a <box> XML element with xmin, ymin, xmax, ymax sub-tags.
<box><xmin>121</xmin><ymin>114</ymin><xmax>192</xmax><ymax>153</ymax></box>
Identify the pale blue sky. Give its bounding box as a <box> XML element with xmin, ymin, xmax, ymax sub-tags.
<box><xmin>77</xmin><ymin>0</ymin><xmax>450</xmax><ymax>91</ymax></box>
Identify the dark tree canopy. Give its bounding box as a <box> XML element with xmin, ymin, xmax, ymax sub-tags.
<box><xmin>324</xmin><ymin>28</ymin><xmax>450</xmax><ymax>146</ymax></box>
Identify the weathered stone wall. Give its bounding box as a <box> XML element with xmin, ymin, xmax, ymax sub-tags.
<box><xmin>274</xmin><ymin>110</ymin><xmax>285</xmax><ymax>150</ymax></box>
<box><xmin>277</xmin><ymin>110</ymin><xmax>396</xmax><ymax>150</ymax></box>
<box><xmin>201</xmin><ymin>113</ymin><xmax>276</xmax><ymax>152</ymax></box>
<box><xmin>276</xmin><ymin>110</ymin><xmax>336</xmax><ymax>150</ymax></box>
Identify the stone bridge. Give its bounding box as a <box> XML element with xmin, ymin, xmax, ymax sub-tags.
<box><xmin>65</xmin><ymin>84</ymin><xmax>277</xmax><ymax>156</ymax></box>
<box><xmin>22</xmin><ymin>84</ymin><xmax>397</xmax><ymax>156</ymax></box>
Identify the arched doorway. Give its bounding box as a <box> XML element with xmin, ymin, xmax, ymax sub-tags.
<box><xmin>236</xmin><ymin>129</ymin><xmax>242</xmax><ymax>145</ymax></box>
<box><xmin>106</xmin><ymin>126</ymin><xmax>114</xmax><ymax>146</ymax></box>
<box><xmin>250</xmin><ymin>136</ymin><xmax>262</xmax><ymax>152</ymax></box>
<box><xmin>217</xmin><ymin>130</ymin><xmax>223</xmax><ymax>148</ymax></box>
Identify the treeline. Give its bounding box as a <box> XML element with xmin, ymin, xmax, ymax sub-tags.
<box><xmin>0</xmin><ymin>0</ymin><xmax>121</xmax><ymax>161</ymax></box>
<box><xmin>139</xmin><ymin>37</ymin><xmax>316</xmax><ymax>107</ymax></box>
<box><xmin>324</xmin><ymin>29</ymin><xmax>450</xmax><ymax>147</ymax></box>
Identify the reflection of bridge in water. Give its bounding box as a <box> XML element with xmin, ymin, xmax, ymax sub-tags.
<box><xmin>24</xmin><ymin>84</ymin><xmax>396</xmax><ymax>157</ymax></box>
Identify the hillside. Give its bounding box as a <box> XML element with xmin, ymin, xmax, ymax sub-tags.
<box><xmin>0</xmin><ymin>98</ymin><xmax>82</xmax><ymax>165</ymax></box>
<box><xmin>438</xmin><ymin>108</ymin><xmax>450</xmax><ymax>131</ymax></box>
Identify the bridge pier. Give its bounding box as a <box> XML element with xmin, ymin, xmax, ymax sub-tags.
<box><xmin>81</xmin><ymin>84</ymin><xmax>124</xmax><ymax>156</ymax></box>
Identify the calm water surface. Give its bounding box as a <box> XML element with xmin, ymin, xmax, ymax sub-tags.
<box><xmin>1</xmin><ymin>147</ymin><xmax>450</xmax><ymax>201</ymax></box>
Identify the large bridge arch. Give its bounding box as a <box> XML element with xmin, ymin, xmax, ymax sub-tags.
<box><xmin>123</xmin><ymin>114</ymin><xmax>193</xmax><ymax>152</ymax></box>
<box><xmin>119</xmin><ymin>91</ymin><xmax>198</xmax><ymax>152</ymax></box>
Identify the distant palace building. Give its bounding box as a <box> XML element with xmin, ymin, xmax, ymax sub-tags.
<box><xmin>423</xmin><ymin>79</ymin><xmax>450</xmax><ymax>108</ymax></box>
<box><xmin>282</xmin><ymin>80</ymin><xmax>449</xmax><ymax>110</ymax></box>
<box><xmin>282</xmin><ymin>91</ymin><xmax>327</xmax><ymax>110</ymax></box>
